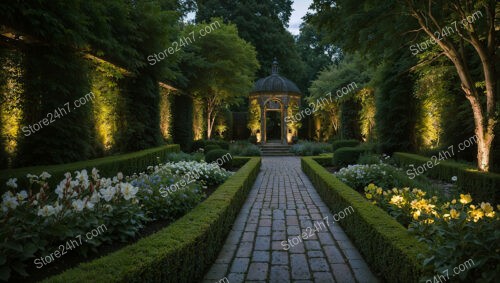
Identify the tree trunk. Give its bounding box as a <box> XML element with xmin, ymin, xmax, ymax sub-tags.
<box><xmin>408</xmin><ymin>2</ymin><xmax>497</xmax><ymax>171</ymax></box>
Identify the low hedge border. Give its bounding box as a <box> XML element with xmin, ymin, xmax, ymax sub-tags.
<box><xmin>311</xmin><ymin>154</ymin><xmax>332</xmax><ymax>166</ymax></box>
<box><xmin>302</xmin><ymin>156</ymin><xmax>426</xmax><ymax>283</ymax></box>
<box><xmin>232</xmin><ymin>157</ymin><xmax>250</xmax><ymax>168</ymax></box>
<box><xmin>0</xmin><ymin>145</ymin><xmax>180</xmax><ymax>192</ymax></box>
<box><xmin>393</xmin><ymin>152</ymin><xmax>500</xmax><ymax>203</ymax></box>
<box><xmin>43</xmin><ymin>157</ymin><xmax>261</xmax><ymax>283</ymax></box>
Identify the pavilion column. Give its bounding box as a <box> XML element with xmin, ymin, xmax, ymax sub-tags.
<box><xmin>282</xmin><ymin>104</ymin><xmax>288</xmax><ymax>144</ymax></box>
<box><xmin>260</xmin><ymin>100</ymin><xmax>266</xmax><ymax>144</ymax></box>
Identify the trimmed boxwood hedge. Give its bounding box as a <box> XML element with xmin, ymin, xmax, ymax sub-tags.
<box><xmin>43</xmin><ymin>157</ymin><xmax>261</xmax><ymax>283</ymax></box>
<box><xmin>204</xmin><ymin>144</ymin><xmax>221</xmax><ymax>153</ymax></box>
<box><xmin>0</xmin><ymin>144</ymin><xmax>180</xmax><ymax>192</ymax></box>
<box><xmin>393</xmin><ymin>152</ymin><xmax>500</xmax><ymax>203</ymax></box>
<box><xmin>333</xmin><ymin>147</ymin><xmax>365</xmax><ymax>166</ymax></box>
<box><xmin>302</xmin><ymin>156</ymin><xmax>426</xmax><ymax>283</ymax></box>
<box><xmin>332</xmin><ymin>139</ymin><xmax>360</xmax><ymax>151</ymax></box>
<box><xmin>312</xmin><ymin>154</ymin><xmax>332</xmax><ymax>166</ymax></box>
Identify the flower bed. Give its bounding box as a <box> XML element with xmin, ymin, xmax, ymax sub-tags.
<box><xmin>363</xmin><ymin>184</ymin><xmax>499</xmax><ymax>281</ymax></box>
<box><xmin>393</xmin><ymin>152</ymin><xmax>500</xmax><ymax>203</ymax></box>
<box><xmin>302</xmin><ymin>156</ymin><xmax>426</xmax><ymax>282</ymax></box>
<box><xmin>42</xmin><ymin>157</ymin><xmax>261</xmax><ymax>283</ymax></box>
<box><xmin>1</xmin><ymin>158</ymin><xmax>232</xmax><ymax>281</ymax></box>
<box><xmin>327</xmin><ymin>155</ymin><xmax>499</xmax><ymax>281</ymax></box>
<box><xmin>0</xmin><ymin>144</ymin><xmax>181</xmax><ymax>193</ymax></box>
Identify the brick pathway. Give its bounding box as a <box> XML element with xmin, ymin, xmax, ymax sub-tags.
<box><xmin>203</xmin><ymin>157</ymin><xmax>378</xmax><ymax>283</ymax></box>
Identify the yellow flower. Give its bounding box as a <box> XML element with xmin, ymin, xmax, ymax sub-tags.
<box><xmin>389</xmin><ymin>195</ymin><xmax>405</xmax><ymax>207</ymax></box>
<box><xmin>376</xmin><ymin>188</ymin><xmax>383</xmax><ymax>195</ymax></box>
<box><xmin>383</xmin><ymin>191</ymin><xmax>387</xmax><ymax>196</ymax></box>
<box><xmin>423</xmin><ymin>218</ymin><xmax>434</xmax><ymax>224</ymax></box>
<box><xmin>481</xmin><ymin>202</ymin><xmax>495</xmax><ymax>218</ymax></box>
<box><xmin>451</xmin><ymin>199</ymin><xmax>457</xmax><ymax>204</ymax></box>
<box><xmin>403</xmin><ymin>187</ymin><xmax>410</xmax><ymax>192</ymax></box>
<box><xmin>450</xmin><ymin>209</ymin><xmax>460</xmax><ymax>219</ymax></box>
<box><xmin>392</xmin><ymin>188</ymin><xmax>398</xmax><ymax>194</ymax></box>
<box><xmin>468</xmin><ymin>207</ymin><xmax>484</xmax><ymax>222</ymax></box>
<box><xmin>366</xmin><ymin>193</ymin><xmax>373</xmax><ymax>200</ymax></box>
<box><xmin>413</xmin><ymin>210</ymin><xmax>421</xmax><ymax>220</ymax></box>
<box><xmin>459</xmin><ymin>194</ymin><xmax>472</xmax><ymax>204</ymax></box>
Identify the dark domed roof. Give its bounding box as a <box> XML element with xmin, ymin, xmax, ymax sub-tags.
<box><xmin>250</xmin><ymin>59</ymin><xmax>301</xmax><ymax>95</ymax></box>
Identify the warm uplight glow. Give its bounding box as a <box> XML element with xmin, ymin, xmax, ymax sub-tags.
<box><xmin>94</xmin><ymin>92</ymin><xmax>116</xmax><ymax>151</ymax></box>
<box><xmin>1</xmin><ymin>59</ymin><xmax>23</xmax><ymax>160</ymax></box>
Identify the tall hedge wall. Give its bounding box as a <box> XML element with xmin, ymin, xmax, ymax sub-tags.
<box><xmin>172</xmin><ymin>94</ymin><xmax>194</xmax><ymax>152</ymax></box>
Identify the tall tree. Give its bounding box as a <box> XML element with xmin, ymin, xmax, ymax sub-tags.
<box><xmin>195</xmin><ymin>0</ymin><xmax>304</xmax><ymax>84</ymax></box>
<box><xmin>178</xmin><ymin>19</ymin><xmax>259</xmax><ymax>139</ymax></box>
<box><xmin>308</xmin><ymin>0</ymin><xmax>499</xmax><ymax>171</ymax></box>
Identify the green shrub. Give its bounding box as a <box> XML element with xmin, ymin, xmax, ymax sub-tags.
<box><xmin>214</xmin><ymin>140</ymin><xmax>229</xmax><ymax>150</ymax></box>
<box><xmin>191</xmin><ymin>140</ymin><xmax>206</xmax><ymax>152</ymax></box>
<box><xmin>205</xmin><ymin>149</ymin><xmax>233</xmax><ymax>169</ymax></box>
<box><xmin>332</xmin><ymin>139</ymin><xmax>360</xmax><ymax>151</ymax></box>
<box><xmin>357</xmin><ymin>153</ymin><xmax>381</xmax><ymax>165</ymax></box>
<box><xmin>290</xmin><ymin>141</ymin><xmax>331</xmax><ymax>156</ymax></box>
<box><xmin>42</xmin><ymin>158</ymin><xmax>261</xmax><ymax>283</ymax></box>
<box><xmin>165</xmin><ymin>152</ymin><xmax>204</xmax><ymax>162</ymax></box>
<box><xmin>229</xmin><ymin>141</ymin><xmax>261</xmax><ymax>156</ymax></box>
<box><xmin>393</xmin><ymin>152</ymin><xmax>500</xmax><ymax>203</ymax></box>
<box><xmin>204</xmin><ymin>145</ymin><xmax>221</xmax><ymax>153</ymax></box>
<box><xmin>333</xmin><ymin>147</ymin><xmax>365</xmax><ymax>166</ymax></box>
<box><xmin>248</xmin><ymin>135</ymin><xmax>257</xmax><ymax>144</ymax></box>
<box><xmin>303</xmin><ymin>157</ymin><xmax>426</xmax><ymax>282</ymax></box>
<box><xmin>0</xmin><ymin>145</ymin><xmax>180</xmax><ymax>193</ymax></box>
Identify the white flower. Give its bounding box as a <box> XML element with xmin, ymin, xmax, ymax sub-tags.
<box><xmin>75</xmin><ymin>170</ymin><xmax>89</xmax><ymax>188</ymax></box>
<box><xmin>100</xmin><ymin>178</ymin><xmax>112</xmax><ymax>188</ymax></box>
<box><xmin>85</xmin><ymin>201</ymin><xmax>95</xmax><ymax>210</ymax></box>
<box><xmin>38</xmin><ymin>205</ymin><xmax>56</xmax><ymax>217</ymax></box>
<box><xmin>16</xmin><ymin>190</ymin><xmax>28</xmax><ymax>201</ymax></box>
<box><xmin>26</xmin><ymin>174</ymin><xmax>38</xmax><ymax>180</ymax></box>
<box><xmin>91</xmin><ymin>168</ymin><xmax>100</xmax><ymax>180</ymax></box>
<box><xmin>71</xmin><ymin>199</ymin><xmax>85</xmax><ymax>212</ymax></box>
<box><xmin>451</xmin><ymin>176</ymin><xmax>458</xmax><ymax>182</ymax></box>
<box><xmin>6</xmin><ymin>178</ymin><xmax>17</xmax><ymax>189</ymax></box>
<box><xmin>39</xmin><ymin>172</ymin><xmax>52</xmax><ymax>180</ymax></box>
<box><xmin>120</xmin><ymin>183</ymin><xmax>138</xmax><ymax>200</ymax></box>
<box><xmin>90</xmin><ymin>191</ymin><xmax>100</xmax><ymax>203</ymax></box>
<box><xmin>2</xmin><ymin>192</ymin><xmax>19</xmax><ymax>211</ymax></box>
<box><xmin>99</xmin><ymin>186</ymin><xmax>116</xmax><ymax>202</ymax></box>
<box><xmin>64</xmin><ymin>172</ymin><xmax>71</xmax><ymax>179</ymax></box>
<box><xmin>117</xmin><ymin>172</ymin><xmax>124</xmax><ymax>181</ymax></box>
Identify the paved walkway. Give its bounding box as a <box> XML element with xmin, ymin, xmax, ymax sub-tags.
<box><xmin>203</xmin><ymin>157</ymin><xmax>378</xmax><ymax>283</ymax></box>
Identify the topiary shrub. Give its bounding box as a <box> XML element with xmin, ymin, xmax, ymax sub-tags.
<box><xmin>205</xmin><ymin>149</ymin><xmax>232</xmax><ymax>169</ymax></box>
<box><xmin>333</xmin><ymin>147</ymin><xmax>365</xmax><ymax>166</ymax></box>
<box><xmin>204</xmin><ymin>144</ymin><xmax>221</xmax><ymax>153</ymax></box>
<box><xmin>248</xmin><ymin>135</ymin><xmax>257</xmax><ymax>144</ymax></box>
<box><xmin>215</xmin><ymin>140</ymin><xmax>229</xmax><ymax>150</ymax></box>
<box><xmin>332</xmin><ymin>139</ymin><xmax>360</xmax><ymax>151</ymax></box>
<box><xmin>191</xmin><ymin>140</ymin><xmax>206</xmax><ymax>152</ymax></box>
